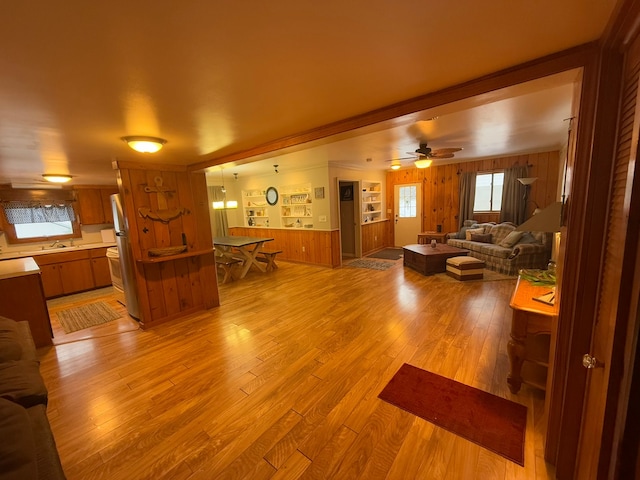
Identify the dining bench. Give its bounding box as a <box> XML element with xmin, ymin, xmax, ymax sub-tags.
<box><xmin>215</xmin><ymin>255</ymin><xmax>242</xmax><ymax>283</ymax></box>
<box><xmin>256</xmin><ymin>249</ymin><xmax>282</xmax><ymax>271</ymax></box>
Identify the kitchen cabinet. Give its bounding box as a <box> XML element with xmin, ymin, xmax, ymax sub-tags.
<box><xmin>91</xmin><ymin>247</ymin><xmax>112</xmax><ymax>287</ymax></box>
<box><xmin>75</xmin><ymin>187</ymin><xmax>118</xmax><ymax>225</ymax></box>
<box><xmin>0</xmin><ymin>258</ymin><xmax>53</xmax><ymax>347</ymax></box>
<box><xmin>34</xmin><ymin>250</ymin><xmax>95</xmax><ymax>298</ymax></box>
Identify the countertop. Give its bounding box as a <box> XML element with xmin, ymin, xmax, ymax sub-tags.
<box><xmin>0</xmin><ymin>242</ymin><xmax>117</xmax><ymax>261</ymax></box>
<box><xmin>0</xmin><ymin>257</ymin><xmax>41</xmax><ymax>280</ymax></box>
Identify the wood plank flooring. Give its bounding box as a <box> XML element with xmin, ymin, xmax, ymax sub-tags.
<box><xmin>38</xmin><ymin>258</ymin><xmax>555</xmax><ymax>479</ymax></box>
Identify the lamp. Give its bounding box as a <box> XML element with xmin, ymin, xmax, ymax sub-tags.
<box><xmin>517</xmin><ymin>177</ymin><xmax>537</xmax><ymax>186</ymax></box>
<box><xmin>390</xmin><ymin>160</ymin><xmax>401</xmax><ymax>170</ymax></box>
<box><xmin>414</xmin><ymin>159</ymin><xmax>432</xmax><ymax>169</ymax></box>
<box><xmin>42</xmin><ymin>174</ymin><xmax>72</xmax><ymax>183</ymax></box>
<box><xmin>122</xmin><ymin>136</ymin><xmax>167</xmax><ymax>153</ymax></box>
<box><xmin>212</xmin><ymin>168</ymin><xmax>238</xmax><ymax>210</ymax></box>
<box><xmin>516</xmin><ymin>201</ymin><xmax>563</xmax><ymax>266</ymax></box>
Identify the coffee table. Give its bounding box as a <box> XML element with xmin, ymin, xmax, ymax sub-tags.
<box><xmin>403</xmin><ymin>244</ymin><xmax>469</xmax><ymax>275</ymax></box>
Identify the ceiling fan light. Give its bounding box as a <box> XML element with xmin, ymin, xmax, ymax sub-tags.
<box><xmin>122</xmin><ymin>136</ymin><xmax>167</xmax><ymax>153</ymax></box>
<box><xmin>414</xmin><ymin>159</ymin><xmax>432</xmax><ymax>169</ymax></box>
<box><xmin>390</xmin><ymin>160</ymin><xmax>402</xmax><ymax>170</ymax></box>
<box><xmin>42</xmin><ymin>174</ymin><xmax>72</xmax><ymax>183</ymax></box>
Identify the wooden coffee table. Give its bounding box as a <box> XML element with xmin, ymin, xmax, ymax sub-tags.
<box><xmin>403</xmin><ymin>244</ymin><xmax>469</xmax><ymax>275</ymax></box>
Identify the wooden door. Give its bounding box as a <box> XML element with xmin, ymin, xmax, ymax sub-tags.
<box><xmin>394</xmin><ymin>183</ymin><xmax>422</xmax><ymax>247</ymax></box>
<box><xmin>573</xmin><ymin>34</ymin><xmax>640</xmax><ymax>478</ymax></box>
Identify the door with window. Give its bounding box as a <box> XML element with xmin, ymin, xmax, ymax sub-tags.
<box><xmin>394</xmin><ymin>183</ymin><xmax>421</xmax><ymax>247</ymax></box>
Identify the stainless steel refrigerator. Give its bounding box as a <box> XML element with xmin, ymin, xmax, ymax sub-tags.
<box><xmin>111</xmin><ymin>193</ymin><xmax>140</xmax><ymax>320</ymax></box>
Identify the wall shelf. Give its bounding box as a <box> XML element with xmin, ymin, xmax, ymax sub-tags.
<box><xmin>361</xmin><ymin>181</ymin><xmax>382</xmax><ymax>224</ymax></box>
<box><xmin>281</xmin><ymin>184</ymin><xmax>313</xmax><ymax>228</ymax></box>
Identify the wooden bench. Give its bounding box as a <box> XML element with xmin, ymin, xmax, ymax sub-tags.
<box><xmin>256</xmin><ymin>249</ymin><xmax>282</xmax><ymax>271</ymax></box>
<box><xmin>215</xmin><ymin>256</ymin><xmax>242</xmax><ymax>283</ymax></box>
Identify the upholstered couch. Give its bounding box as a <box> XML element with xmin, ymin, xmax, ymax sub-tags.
<box><xmin>0</xmin><ymin>316</ymin><xmax>66</xmax><ymax>480</ymax></box>
<box><xmin>447</xmin><ymin>220</ymin><xmax>551</xmax><ymax>275</ymax></box>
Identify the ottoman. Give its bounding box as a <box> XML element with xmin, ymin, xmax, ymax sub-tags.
<box><xmin>446</xmin><ymin>256</ymin><xmax>485</xmax><ymax>280</ymax></box>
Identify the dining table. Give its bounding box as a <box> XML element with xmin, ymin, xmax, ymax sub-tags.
<box><xmin>213</xmin><ymin>235</ymin><xmax>275</xmax><ymax>279</ymax></box>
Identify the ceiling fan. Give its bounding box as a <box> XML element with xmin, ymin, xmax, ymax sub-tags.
<box><xmin>387</xmin><ymin>142</ymin><xmax>463</xmax><ymax>169</ymax></box>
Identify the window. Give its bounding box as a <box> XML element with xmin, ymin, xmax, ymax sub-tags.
<box><xmin>474</xmin><ymin>172</ymin><xmax>504</xmax><ymax>212</ymax></box>
<box><xmin>398</xmin><ymin>185</ymin><xmax>417</xmax><ymax>218</ymax></box>
<box><xmin>0</xmin><ymin>189</ymin><xmax>80</xmax><ymax>244</ymax></box>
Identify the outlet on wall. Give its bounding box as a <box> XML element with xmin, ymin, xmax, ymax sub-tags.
<box><xmin>302</xmin><ymin>246</ymin><xmax>305</xmax><ymax>252</ymax></box>
<box><xmin>374</xmin><ymin>235</ymin><xmax>377</xmax><ymax>241</ymax></box>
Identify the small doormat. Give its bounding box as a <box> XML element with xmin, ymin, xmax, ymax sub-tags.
<box><xmin>367</xmin><ymin>248</ymin><xmax>403</xmax><ymax>260</ymax></box>
<box><xmin>378</xmin><ymin>364</ymin><xmax>527</xmax><ymax>466</ymax></box>
<box><xmin>56</xmin><ymin>301</ymin><xmax>122</xmax><ymax>334</ymax></box>
<box><xmin>346</xmin><ymin>259</ymin><xmax>395</xmax><ymax>271</ymax></box>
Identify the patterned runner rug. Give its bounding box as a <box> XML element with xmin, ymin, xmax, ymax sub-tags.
<box><xmin>346</xmin><ymin>259</ymin><xmax>395</xmax><ymax>270</ymax></box>
<box><xmin>56</xmin><ymin>301</ymin><xmax>122</xmax><ymax>333</ymax></box>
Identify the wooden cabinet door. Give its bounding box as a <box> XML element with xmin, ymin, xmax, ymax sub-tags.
<box><xmin>39</xmin><ymin>264</ymin><xmax>64</xmax><ymax>298</ymax></box>
<box><xmin>100</xmin><ymin>187</ymin><xmax>117</xmax><ymax>224</ymax></box>
<box><xmin>59</xmin><ymin>259</ymin><xmax>94</xmax><ymax>294</ymax></box>
<box><xmin>92</xmin><ymin>256</ymin><xmax>112</xmax><ymax>287</ymax></box>
<box><xmin>76</xmin><ymin>188</ymin><xmax>105</xmax><ymax>225</ymax></box>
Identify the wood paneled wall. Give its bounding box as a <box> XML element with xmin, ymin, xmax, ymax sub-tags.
<box><xmin>361</xmin><ymin>220</ymin><xmax>390</xmax><ymax>255</ymax></box>
<box><xmin>114</xmin><ymin>162</ymin><xmax>219</xmax><ymax>329</ymax></box>
<box><xmin>385</xmin><ymin>150</ymin><xmax>561</xmax><ymax>238</ymax></box>
<box><xmin>229</xmin><ymin>227</ymin><xmax>341</xmax><ymax>267</ymax></box>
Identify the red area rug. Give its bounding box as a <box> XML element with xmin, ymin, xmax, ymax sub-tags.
<box><xmin>378</xmin><ymin>363</ymin><xmax>527</xmax><ymax>466</ymax></box>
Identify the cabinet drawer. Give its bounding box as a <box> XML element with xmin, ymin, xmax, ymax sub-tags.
<box><xmin>34</xmin><ymin>250</ymin><xmax>90</xmax><ymax>266</ymax></box>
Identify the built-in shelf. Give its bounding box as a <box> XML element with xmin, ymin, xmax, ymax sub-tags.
<box><xmin>281</xmin><ymin>184</ymin><xmax>313</xmax><ymax>228</ymax></box>
<box><xmin>361</xmin><ymin>181</ymin><xmax>382</xmax><ymax>224</ymax></box>
<box><xmin>242</xmin><ymin>190</ymin><xmax>270</xmax><ymax>227</ymax></box>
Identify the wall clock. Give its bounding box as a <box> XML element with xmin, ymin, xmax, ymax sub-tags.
<box><xmin>266</xmin><ymin>186</ymin><xmax>279</xmax><ymax>205</ymax></box>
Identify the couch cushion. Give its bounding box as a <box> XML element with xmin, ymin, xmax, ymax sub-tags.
<box><xmin>465</xmin><ymin>228</ymin><xmax>485</xmax><ymax>240</ymax></box>
<box><xmin>0</xmin><ymin>360</ymin><xmax>48</xmax><ymax>408</ymax></box>
<box><xmin>470</xmin><ymin>233</ymin><xmax>492</xmax><ymax>243</ymax></box>
<box><xmin>489</xmin><ymin>223</ymin><xmax>516</xmax><ymax>245</ymax></box>
<box><xmin>0</xmin><ymin>398</ymin><xmax>38</xmax><ymax>480</ymax></box>
<box><xmin>0</xmin><ymin>317</ymin><xmax>23</xmax><ymax>363</ymax></box>
<box><xmin>27</xmin><ymin>404</ymin><xmax>67</xmax><ymax>480</ymax></box>
<box><xmin>499</xmin><ymin>230</ymin><xmax>524</xmax><ymax>248</ymax></box>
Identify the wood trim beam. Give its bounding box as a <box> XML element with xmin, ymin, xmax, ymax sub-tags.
<box><xmin>188</xmin><ymin>43</ymin><xmax>597</xmax><ymax>173</ymax></box>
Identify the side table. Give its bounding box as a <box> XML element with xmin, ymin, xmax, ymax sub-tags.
<box><xmin>417</xmin><ymin>231</ymin><xmax>448</xmax><ymax>244</ymax></box>
<box><xmin>507</xmin><ymin>275</ymin><xmax>558</xmax><ymax>394</ymax></box>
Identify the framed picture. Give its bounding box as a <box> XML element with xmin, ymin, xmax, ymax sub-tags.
<box><xmin>314</xmin><ymin>187</ymin><xmax>325</xmax><ymax>199</ymax></box>
<box><xmin>340</xmin><ymin>185</ymin><xmax>353</xmax><ymax>201</ymax></box>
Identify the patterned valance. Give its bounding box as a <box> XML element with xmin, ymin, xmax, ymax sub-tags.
<box><xmin>1</xmin><ymin>201</ymin><xmax>76</xmax><ymax>224</ymax></box>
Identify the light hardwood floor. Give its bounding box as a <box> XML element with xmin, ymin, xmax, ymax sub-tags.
<box><xmin>38</xmin><ymin>258</ymin><xmax>555</xmax><ymax>479</ymax></box>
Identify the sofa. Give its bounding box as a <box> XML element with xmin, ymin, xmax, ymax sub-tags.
<box><xmin>0</xmin><ymin>316</ymin><xmax>66</xmax><ymax>480</ymax></box>
<box><xmin>446</xmin><ymin>220</ymin><xmax>551</xmax><ymax>275</ymax></box>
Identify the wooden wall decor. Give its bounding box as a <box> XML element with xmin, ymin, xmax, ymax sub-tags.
<box><xmin>113</xmin><ymin>161</ymin><xmax>219</xmax><ymax>329</ymax></box>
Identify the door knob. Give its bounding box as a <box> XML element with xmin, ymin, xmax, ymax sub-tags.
<box><xmin>582</xmin><ymin>354</ymin><xmax>603</xmax><ymax>369</ymax></box>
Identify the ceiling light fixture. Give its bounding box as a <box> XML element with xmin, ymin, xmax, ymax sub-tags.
<box><xmin>122</xmin><ymin>136</ymin><xmax>167</xmax><ymax>153</ymax></box>
<box><xmin>390</xmin><ymin>160</ymin><xmax>402</xmax><ymax>170</ymax></box>
<box><xmin>42</xmin><ymin>174</ymin><xmax>72</xmax><ymax>183</ymax></box>
<box><xmin>414</xmin><ymin>159</ymin><xmax>433</xmax><ymax>169</ymax></box>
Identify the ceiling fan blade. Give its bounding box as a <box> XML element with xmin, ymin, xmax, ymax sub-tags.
<box><xmin>430</xmin><ymin>153</ymin><xmax>455</xmax><ymax>159</ymax></box>
<box><xmin>432</xmin><ymin>147</ymin><xmax>462</xmax><ymax>154</ymax></box>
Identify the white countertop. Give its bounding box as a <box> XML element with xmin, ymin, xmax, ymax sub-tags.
<box><xmin>0</xmin><ymin>257</ymin><xmax>41</xmax><ymax>280</ymax></box>
<box><xmin>0</xmin><ymin>242</ymin><xmax>117</xmax><ymax>261</ymax></box>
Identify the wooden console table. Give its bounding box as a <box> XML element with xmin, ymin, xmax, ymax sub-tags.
<box><xmin>417</xmin><ymin>231</ymin><xmax>448</xmax><ymax>244</ymax></box>
<box><xmin>507</xmin><ymin>275</ymin><xmax>558</xmax><ymax>394</ymax></box>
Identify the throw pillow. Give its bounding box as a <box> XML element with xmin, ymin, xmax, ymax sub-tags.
<box><xmin>499</xmin><ymin>231</ymin><xmax>524</xmax><ymax>248</ymax></box>
<box><xmin>470</xmin><ymin>233</ymin><xmax>492</xmax><ymax>243</ymax></box>
<box><xmin>465</xmin><ymin>228</ymin><xmax>484</xmax><ymax>240</ymax></box>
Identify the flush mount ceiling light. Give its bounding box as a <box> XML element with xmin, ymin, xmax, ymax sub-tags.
<box><xmin>121</xmin><ymin>136</ymin><xmax>167</xmax><ymax>153</ymax></box>
<box><xmin>390</xmin><ymin>160</ymin><xmax>402</xmax><ymax>170</ymax></box>
<box><xmin>414</xmin><ymin>159</ymin><xmax>433</xmax><ymax>169</ymax></box>
<box><xmin>42</xmin><ymin>174</ymin><xmax>72</xmax><ymax>183</ymax></box>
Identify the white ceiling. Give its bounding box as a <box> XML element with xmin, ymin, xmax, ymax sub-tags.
<box><xmin>0</xmin><ymin>1</ymin><xmax>618</xmax><ymax>186</ymax></box>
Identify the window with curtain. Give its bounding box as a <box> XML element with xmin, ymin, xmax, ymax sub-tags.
<box><xmin>473</xmin><ymin>172</ymin><xmax>504</xmax><ymax>212</ymax></box>
<box><xmin>0</xmin><ymin>189</ymin><xmax>81</xmax><ymax>244</ymax></box>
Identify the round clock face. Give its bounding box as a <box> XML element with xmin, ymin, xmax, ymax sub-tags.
<box><xmin>266</xmin><ymin>186</ymin><xmax>279</xmax><ymax>205</ymax></box>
